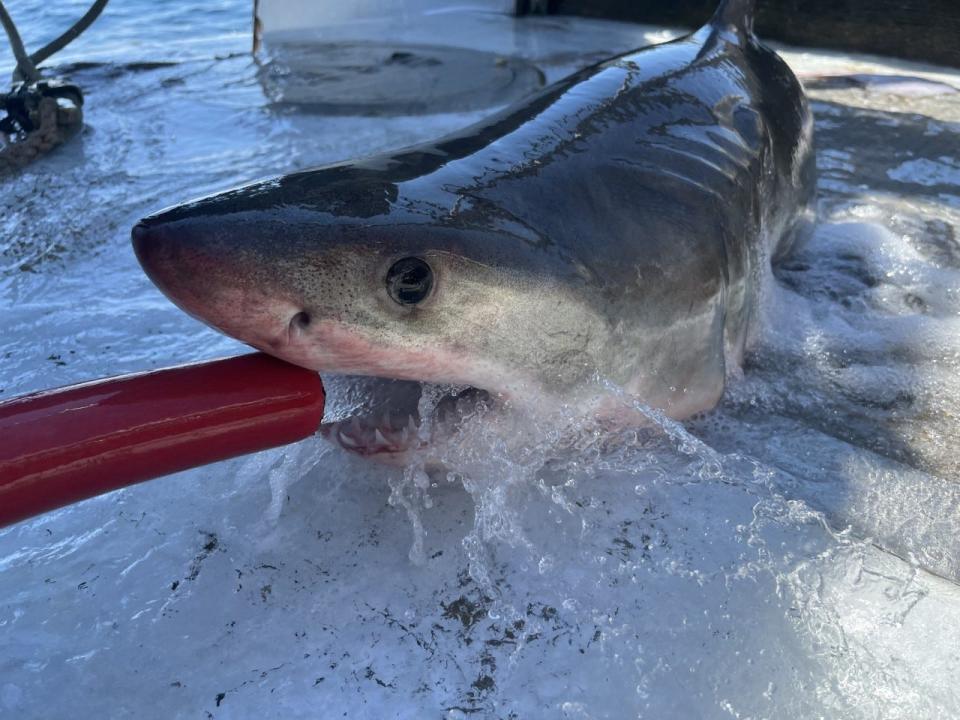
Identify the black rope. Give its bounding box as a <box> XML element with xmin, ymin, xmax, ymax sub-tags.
<box><xmin>24</xmin><ymin>0</ymin><xmax>110</xmax><ymax>76</ymax></box>
<box><xmin>1</xmin><ymin>0</ymin><xmax>111</xmax><ymax>83</ymax></box>
<box><xmin>0</xmin><ymin>0</ymin><xmax>39</xmax><ymax>82</ymax></box>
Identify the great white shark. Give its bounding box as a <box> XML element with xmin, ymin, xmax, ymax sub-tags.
<box><xmin>132</xmin><ymin>0</ymin><xmax>814</xmax><ymax>461</ymax></box>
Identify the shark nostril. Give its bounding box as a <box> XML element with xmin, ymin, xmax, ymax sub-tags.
<box><xmin>291</xmin><ymin>311</ymin><xmax>312</xmax><ymax>332</ymax></box>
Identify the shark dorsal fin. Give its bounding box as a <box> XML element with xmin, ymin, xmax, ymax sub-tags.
<box><xmin>709</xmin><ymin>0</ymin><xmax>756</xmax><ymax>38</ymax></box>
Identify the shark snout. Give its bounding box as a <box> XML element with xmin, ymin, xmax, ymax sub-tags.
<box><xmin>132</xmin><ymin>219</ymin><xmax>187</xmax><ymax>301</ymax></box>
<box><xmin>132</xmin><ymin>219</ymin><xmax>217</xmax><ymax>315</ymax></box>
<box><xmin>132</xmin><ymin>218</ymin><xmax>312</xmax><ymax>358</ymax></box>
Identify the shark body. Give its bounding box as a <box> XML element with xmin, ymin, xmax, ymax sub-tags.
<box><xmin>133</xmin><ymin>0</ymin><xmax>814</xmax><ymax>458</ymax></box>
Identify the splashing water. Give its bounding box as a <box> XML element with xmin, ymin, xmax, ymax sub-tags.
<box><xmin>2</xmin><ymin>3</ymin><xmax>960</xmax><ymax>717</ymax></box>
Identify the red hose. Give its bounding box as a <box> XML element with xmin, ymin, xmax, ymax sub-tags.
<box><xmin>0</xmin><ymin>353</ymin><xmax>325</xmax><ymax>528</ymax></box>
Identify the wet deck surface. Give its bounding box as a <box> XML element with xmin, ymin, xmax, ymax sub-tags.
<box><xmin>1</xmin><ymin>5</ymin><xmax>959</xmax><ymax>718</ymax></box>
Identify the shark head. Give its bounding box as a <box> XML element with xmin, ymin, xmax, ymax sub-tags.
<box><xmin>133</xmin><ymin>163</ymin><xmax>607</xmax><ymax>462</ymax></box>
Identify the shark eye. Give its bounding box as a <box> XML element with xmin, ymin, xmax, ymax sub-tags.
<box><xmin>386</xmin><ymin>257</ymin><xmax>434</xmax><ymax>306</ymax></box>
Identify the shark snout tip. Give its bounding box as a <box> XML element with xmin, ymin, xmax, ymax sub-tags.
<box><xmin>130</xmin><ymin>220</ymin><xmax>151</xmax><ymax>256</ymax></box>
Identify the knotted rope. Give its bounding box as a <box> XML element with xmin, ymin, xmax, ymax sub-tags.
<box><xmin>1</xmin><ymin>82</ymin><xmax>83</xmax><ymax>175</ymax></box>
<box><xmin>0</xmin><ymin>0</ymin><xmax>107</xmax><ymax>174</ymax></box>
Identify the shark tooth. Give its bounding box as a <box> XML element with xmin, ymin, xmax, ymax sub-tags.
<box><xmin>338</xmin><ymin>429</ymin><xmax>360</xmax><ymax>448</ymax></box>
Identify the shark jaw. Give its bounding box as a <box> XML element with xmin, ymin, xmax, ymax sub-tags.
<box><xmin>316</xmin><ymin>376</ymin><xmax>497</xmax><ymax>465</ymax></box>
<box><xmin>244</xmin><ymin>317</ymin><xmax>537</xmax><ymax>464</ymax></box>
<box><xmin>235</xmin><ymin>318</ymin><xmax>528</xmax><ymax>465</ymax></box>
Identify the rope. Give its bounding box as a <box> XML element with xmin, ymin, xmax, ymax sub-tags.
<box><xmin>0</xmin><ymin>0</ymin><xmax>107</xmax><ymax>174</ymax></box>
<box><xmin>0</xmin><ymin>0</ymin><xmax>39</xmax><ymax>82</ymax></box>
<box><xmin>22</xmin><ymin>0</ymin><xmax>110</xmax><ymax>79</ymax></box>
<box><xmin>0</xmin><ymin>91</ymin><xmax>82</xmax><ymax>176</ymax></box>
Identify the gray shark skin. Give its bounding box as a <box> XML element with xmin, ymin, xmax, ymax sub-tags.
<box><xmin>133</xmin><ymin>0</ymin><xmax>814</xmax><ymax>457</ymax></box>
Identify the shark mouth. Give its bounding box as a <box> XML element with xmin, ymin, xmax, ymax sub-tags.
<box><xmin>316</xmin><ymin>376</ymin><xmax>494</xmax><ymax>463</ymax></box>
